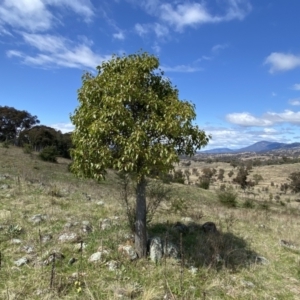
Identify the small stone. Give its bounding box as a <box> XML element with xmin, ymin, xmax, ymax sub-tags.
<box><xmin>41</xmin><ymin>234</ymin><xmax>52</xmax><ymax>243</ymax></box>
<box><xmin>96</xmin><ymin>201</ymin><xmax>105</xmax><ymax>206</ymax></box>
<box><xmin>11</xmin><ymin>239</ymin><xmax>22</xmax><ymax>244</ymax></box>
<box><xmin>173</xmin><ymin>222</ymin><xmax>189</xmax><ymax>234</ymax></box>
<box><xmin>58</xmin><ymin>232</ymin><xmax>79</xmax><ymax>243</ymax></box>
<box><xmin>106</xmin><ymin>260</ymin><xmax>118</xmax><ymax>271</ymax></box>
<box><xmin>242</xmin><ymin>280</ymin><xmax>255</xmax><ymax>288</ymax></box>
<box><xmin>181</xmin><ymin>217</ymin><xmax>193</xmax><ymax>223</ymax></box>
<box><xmin>43</xmin><ymin>251</ymin><xmax>65</xmax><ymax>265</ymax></box>
<box><xmin>101</xmin><ymin>219</ymin><xmax>112</xmax><ymax>230</ymax></box>
<box><xmin>255</xmin><ymin>256</ymin><xmax>269</xmax><ymax>265</ymax></box>
<box><xmin>118</xmin><ymin>244</ymin><xmax>138</xmax><ymax>261</ymax></box>
<box><xmin>188</xmin><ymin>266</ymin><xmax>198</xmax><ymax>275</ymax></box>
<box><xmin>30</xmin><ymin>214</ymin><xmax>47</xmax><ymax>225</ymax></box>
<box><xmin>68</xmin><ymin>257</ymin><xmax>77</xmax><ymax>265</ymax></box>
<box><xmin>74</xmin><ymin>242</ymin><xmax>87</xmax><ymax>251</ymax></box>
<box><xmin>88</xmin><ymin>252</ymin><xmax>102</xmax><ymax>263</ymax></box>
<box><xmin>149</xmin><ymin>237</ymin><xmax>163</xmax><ymax>263</ymax></box>
<box><xmin>202</xmin><ymin>222</ymin><xmax>217</xmax><ymax>233</ymax></box>
<box><xmin>0</xmin><ymin>184</ymin><xmax>10</xmax><ymax>190</ymax></box>
<box><xmin>22</xmin><ymin>245</ymin><xmax>35</xmax><ymax>254</ymax></box>
<box><xmin>14</xmin><ymin>257</ymin><xmax>28</xmax><ymax>267</ymax></box>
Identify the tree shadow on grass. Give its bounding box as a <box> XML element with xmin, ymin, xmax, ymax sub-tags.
<box><xmin>148</xmin><ymin>221</ymin><xmax>260</xmax><ymax>271</ymax></box>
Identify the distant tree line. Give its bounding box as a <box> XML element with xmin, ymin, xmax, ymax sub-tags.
<box><xmin>0</xmin><ymin>106</ymin><xmax>72</xmax><ymax>158</ymax></box>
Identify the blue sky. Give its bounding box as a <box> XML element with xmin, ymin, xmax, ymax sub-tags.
<box><xmin>1</xmin><ymin>0</ymin><xmax>300</xmax><ymax>150</ymax></box>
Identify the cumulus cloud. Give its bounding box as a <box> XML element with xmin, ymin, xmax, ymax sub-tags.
<box><xmin>202</xmin><ymin>125</ymin><xmax>293</xmax><ymax>150</ymax></box>
<box><xmin>0</xmin><ymin>0</ymin><xmax>94</xmax><ymax>32</ymax></box>
<box><xmin>7</xmin><ymin>33</ymin><xmax>110</xmax><ymax>69</ymax></box>
<box><xmin>49</xmin><ymin>122</ymin><xmax>74</xmax><ymax>133</ymax></box>
<box><xmin>264</xmin><ymin>52</ymin><xmax>300</xmax><ymax>73</ymax></box>
<box><xmin>135</xmin><ymin>23</ymin><xmax>149</xmax><ymax>36</ymax></box>
<box><xmin>113</xmin><ymin>32</ymin><xmax>125</xmax><ymax>40</ymax></box>
<box><xmin>264</xmin><ymin>110</ymin><xmax>300</xmax><ymax>125</ymax></box>
<box><xmin>161</xmin><ymin>64</ymin><xmax>201</xmax><ymax>73</ymax></box>
<box><xmin>135</xmin><ymin>22</ymin><xmax>169</xmax><ymax>38</ymax></box>
<box><xmin>226</xmin><ymin>110</ymin><xmax>300</xmax><ymax>127</ymax></box>
<box><xmin>289</xmin><ymin>98</ymin><xmax>300</xmax><ymax>106</ymax></box>
<box><xmin>292</xmin><ymin>83</ymin><xmax>300</xmax><ymax>90</ymax></box>
<box><xmin>132</xmin><ymin>0</ymin><xmax>251</xmax><ymax>33</ymax></box>
<box><xmin>226</xmin><ymin>112</ymin><xmax>273</xmax><ymax>127</ymax></box>
<box><xmin>158</xmin><ymin>0</ymin><xmax>251</xmax><ymax>31</ymax></box>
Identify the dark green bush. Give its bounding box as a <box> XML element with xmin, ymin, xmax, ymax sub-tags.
<box><xmin>243</xmin><ymin>198</ymin><xmax>255</xmax><ymax>209</ymax></box>
<box><xmin>23</xmin><ymin>143</ymin><xmax>32</xmax><ymax>154</ymax></box>
<box><xmin>39</xmin><ymin>146</ymin><xmax>58</xmax><ymax>162</ymax></box>
<box><xmin>197</xmin><ymin>179</ymin><xmax>210</xmax><ymax>190</ymax></box>
<box><xmin>217</xmin><ymin>187</ymin><xmax>238</xmax><ymax>207</ymax></box>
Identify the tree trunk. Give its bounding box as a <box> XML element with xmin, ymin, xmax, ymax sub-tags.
<box><xmin>135</xmin><ymin>175</ymin><xmax>147</xmax><ymax>258</ymax></box>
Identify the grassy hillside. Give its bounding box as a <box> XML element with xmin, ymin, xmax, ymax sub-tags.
<box><xmin>0</xmin><ymin>145</ymin><xmax>300</xmax><ymax>299</ymax></box>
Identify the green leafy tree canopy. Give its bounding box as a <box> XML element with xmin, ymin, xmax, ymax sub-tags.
<box><xmin>70</xmin><ymin>52</ymin><xmax>210</xmax><ymax>257</ymax></box>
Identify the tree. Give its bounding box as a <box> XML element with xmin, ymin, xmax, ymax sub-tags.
<box><xmin>288</xmin><ymin>172</ymin><xmax>300</xmax><ymax>193</ymax></box>
<box><xmin>0</xmin><ymin>106</ymin><xmax>40</xmax><ymax>143</ymax></box>
<box><xmin>233</xmin><ymin>166</ymin><xmax>249</xmax><ymax>190</ymax></box>
<box><xmin>70</xmin><ymin>52</ymin><xmax>209</xmax><ymax>258</ymax></box>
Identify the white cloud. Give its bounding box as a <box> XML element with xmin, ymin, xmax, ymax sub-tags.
<box><xmin>7</xmin><ymin>33</ymin><xmax>110</xmax><ymax>69</ymax></box>
<box><xmin>135</xmin><ymin>23</ymin><xmax>149</xmax><ymax>36</ymax></box>
<box><xmin>264</xmin><ymin>110</ymin><xmax>300</xmax><ymax>125</ymax></box>
<box><xmin>135</xmin><ymin>22</ymin><xmax>169</xmax><ymax>38</ymax></box>
<box><xmin>49</xmin><ymin>122</ymin><xmax>74</xmax><ymax>133</ymax></box>
<box><xmin>264</xmin><ymin>52</ymin><xmax>300</xmax><ymax>73</ymax></box>
<box><xmin>292</xmin><ymin>83</ymin><xmax>300</xmax><ymax>90</ymax></box>
<box><xmin>289</xmin><ymin>98</ymin><xmax>300</xmax><ymax>106</ymax></box>
<box><xmin>226</xmin><ymin>110</ymin><xmax>300</xmax><ymax>127</ymax></box>
<box><xmin>0</xmin><ymin>0</ymin><xmax>94</xmax><ymax>32</ymax></box>
<box><xmin>113</xmin><ymin>32</ymin><xmax>125</xmax><ymax>40</ymax></box>
<box><xmin>202</xmin><ymin>125</ymin><xmax>293</xmax><ymax>150</ymax></box>
<box><xmin>159</xmin><ymin>0</ymin><xmax>251</xmax><ymax>31</ymax></box>
<box><xmin>226</xmin><ymin>112</ymin><xmax>273</xmax><ymax>127</ymax></box>
<box><xmin>212</xmin><ymin>43</ymin><xmax>228</xmax><ymax>53</ymax></box>
<box><xmin>161</xmin><ymin>64</ymin><xmax>200</xmax><ymax>73</ymax></box>
<box><xmin>153</xmin><ymin>23</ymin><xmax>169</xmax><ymax>37</ymax></box>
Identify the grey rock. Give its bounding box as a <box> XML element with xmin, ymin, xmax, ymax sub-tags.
<box><xmin>0</xmin><ymin>184</ymin><xmax>10</xmax><ymax>190</ymax></box>
<box><xmin>14</xmin><ymin>257</ymin><xmax>28</xmax><ymax>267</ymax></box>
<box><xmin>241</xmin><ymin>280</ymin><xmax>255</xmax><ymax>288</ymax></box>
<box><xmin>22</xmin><ymin>245</ymin><xmax>35</xmax><ymax>254</ymax></box>
<box><xmin>30</xmin><ymin>214</ymin><xmax>47</xmax><ymax>225</ymax></box>
<box><xmin>74</xmin><ymin>242</ymin><xmax>87</xmax><ymax>252</ymax></box>
<box><xmin>163</xmin><ymin>240</ymin><xmax>179</xmax><ymax>259</ymax></box>
<box><xmin>43</xmin><ymin>251</ymin><xmax>65</xmax><ymax>265</ymax></box>
<box><xmin>173</xmin><ymin>222</ymin><xmax>189</xmax><ymax>234</ymax></box>
<box><xmin>96</xmin><ymin>201</ymin><xmax>105</xmax><ymax>206</ymax></box>
<box><xmin>106</xmin><ymin>260</ymin><xmax>118</xmax><ymax>271</ymax></box>
<box><xmin>11</xmin><ymin>239</ymin><xmax>22</xmax><ymax>244</ymax></box>
<box><xmin>41</xmin><ymin>234</ymin><xmax>52</xmax><ymax>243</ymax></box>
<box><xmin>101</xmin><ymin>218</ymin><xmax>112</xmax><ymax>230</ymax></box>
<box><xmin>148</xmin><ymin>237</ymin><xmax>179</xmax><ymax>262</ymax></box>
<box><xmin>58</xmin><ymin>232</ymin><xmax>79</xmax><ymax>243</ymax></box>
<box><xmin>118</xmin><ymin>244</ymin><xmax>138</xmax><ymax>261</ymax></box>
<box><xmin>202</xmin><ymin>222</ymin><xmax>217</xmax><ymax>233</ymax></box>
<box><xmin>280</xmin><ymin>240</ymin><xmax>298</xmax><ymax>250</ymax></box>
<box><xmin>88</xmin><ymin>252</ymin><xmax>102</xmax><ymax>263</ymax></box>
<box><xmin>68</xmin><ymin>257</ymin><xmax>77</xmax><ymax>265</ymax></box>
<box><xmin>181</xmin><ymin>217</ymin><xmax>193</xmax><ymax>223</ymax></box>
<box><xmin>188</xmin><ymin>266</ymin><xmax>198</xmax><ymax>275</ymax></box>
<box><xmin>149</xmin><ymin>237</ymin><xmax>163</xmax><ymax>263</ymax></box>
<box><xmin>255</xmin><ymin>256</ymin><xmax>269</xmax><ymax>265</ymax></box>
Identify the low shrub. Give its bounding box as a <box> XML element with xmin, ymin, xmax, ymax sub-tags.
<box><xmin>217</xmin><ymin>187</ymin><xmax>238</xmax><ymax>207</ymax></box>
<box><xmin>39</xmin><ymin>146</ymin><xmax>58</xmax><ymax>162</ymax></box>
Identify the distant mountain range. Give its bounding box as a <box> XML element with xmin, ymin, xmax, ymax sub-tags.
<box><xmin>201</xmin><ymin>141</ymin><xmax>300</xmax><ymax>154</ymax></box>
